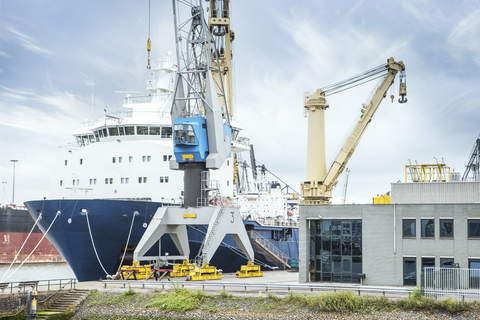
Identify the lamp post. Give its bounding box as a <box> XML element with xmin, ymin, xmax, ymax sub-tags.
<box><xmin>11</xmin><ymin>160</ymin><xmax>18</xmax><ymax>205</ymax></box>
<box><xmin>1</xmin><ymin>182</ymin><xmax>6</xmax><ymax>207</ymax></box>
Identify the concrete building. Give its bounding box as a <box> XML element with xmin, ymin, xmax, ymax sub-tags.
<box><xmin>299</xmin><ymin>183</ymin><xmax>480</xmax><ymax>286</ymax></box>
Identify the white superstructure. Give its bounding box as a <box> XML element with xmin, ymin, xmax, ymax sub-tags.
<box><xmin>49</xmin><ymin>53</ymin><xmax>240</xmax><ymax>203</ymax></box>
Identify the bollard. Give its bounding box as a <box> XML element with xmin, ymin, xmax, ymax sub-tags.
<box><xmin>26</xmin><ymin>291</ymin><xmax>38</xmax><ymax>320</ymax></box>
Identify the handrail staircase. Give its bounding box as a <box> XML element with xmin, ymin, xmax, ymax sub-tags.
<box><xmin>248</xmin><ymin>230</ymin><xmax>291</xmax><ymax>269</ymax></box>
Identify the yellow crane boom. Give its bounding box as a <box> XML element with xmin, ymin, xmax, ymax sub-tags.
<box><xmin>301</xmin><ymin>58</ymin><xmax>406</xmax><ymax>204</ymax></box>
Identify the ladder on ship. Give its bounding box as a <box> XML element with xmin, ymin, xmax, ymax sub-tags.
<box><xmin>248</xmin><ymin>230</ymin><xmax>291</xmax><ymax>269</ymax></box>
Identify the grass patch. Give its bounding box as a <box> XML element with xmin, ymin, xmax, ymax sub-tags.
<box><xmin>144</xmin><ymin>288</ymin><xmax>204</xmax><ymax>312</ymax></box>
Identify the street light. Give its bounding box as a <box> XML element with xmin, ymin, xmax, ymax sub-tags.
<box><xmin>11</xmin><ymin>160</ymin><xmax>18</xmax><ymax>205</ymax></box>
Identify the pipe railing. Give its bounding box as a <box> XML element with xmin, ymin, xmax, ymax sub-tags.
<box><xmin>0</xmin><ymin>278</ymin><xmax>76</xmax><ymax>294</ymax></box>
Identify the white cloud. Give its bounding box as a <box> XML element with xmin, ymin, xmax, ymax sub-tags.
<box><xmin>2</xmin><ymin>22</ymin><xmax>54</xmax><ymax>57</ymax></box>
<box><xmin>445</xmin><ymin>7</ymin><xmax>480</xmax><ymax>67</ymax></box>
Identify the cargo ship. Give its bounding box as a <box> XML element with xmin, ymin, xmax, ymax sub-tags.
<box><xmin>23</xmin><ymin>44</ymin><xmax>299</xmax><ymax>280</ymax></box>
<box><xmin>0</xmin><ymin>206</ymin><xmax>63</xmax><ymax>264</ymax></box>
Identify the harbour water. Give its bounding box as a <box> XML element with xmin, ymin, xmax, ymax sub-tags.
<box><xmin>0</xmin><ymin>262</ymin><xmax>76</xmax><ymax>283</ymax></box>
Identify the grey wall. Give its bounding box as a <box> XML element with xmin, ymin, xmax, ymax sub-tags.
<box><xmin>300</xmin><ymin>203</ymin><xmax>480</xmax><ymax>286</ymax></box>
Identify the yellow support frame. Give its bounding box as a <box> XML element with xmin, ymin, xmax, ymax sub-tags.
<box><xmin>235</xmin><ymin>261</ymin><xmax>263</xmax><ymax>278</ymax></box>
<box><xmin>170</xmin><ymin>260</ymin><xmax>195</xmax><ymax>277</ymax></box>
<box><xmin>189</xmin><ymin>263</ymin><xmax>222</xmax><ymax>281</ymax></box>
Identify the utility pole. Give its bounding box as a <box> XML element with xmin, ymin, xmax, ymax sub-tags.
<box><xmin>11</xmin><ymin>160</ymin><xmax>18</xmax><ymax>205</ymax></box>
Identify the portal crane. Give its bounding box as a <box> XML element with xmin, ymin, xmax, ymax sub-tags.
<box><xmin>301</xmin><ymin>58</ymin><xmax>406</xmax><ymax>204</ymax></box>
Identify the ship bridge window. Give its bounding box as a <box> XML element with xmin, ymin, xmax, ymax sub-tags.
<box><xmin>125</xmin><ymin>126</ymin><xmax>135</xmax><ymax>135</ymax></box>
<box><xmin>118</xmin><ymin>127</ymin><xmax>125</xmax><ymax>136</ymax></box>
<box><xmin>98</xmin><ymin>130</ymin><xmax>103</xmax><ymax>138</ymax></box>
<box><xmin>149</xmin><ymin>126</ymin><xmax>160</xmax><ymax>135</ymax></box>
<box><xmin>102</xmin><ymin>128</ymin><xmax>108</xmax><ymax>137</ymax></box>
<box><xmin>82</xmin><ymin>135</ymin><xmax>90</xmax><ymax>146</ymax></box>
<box><xmin>137</xmin><ymin>126</ymin><xmax>148</xmax><ymax>135</ymax></box>
<box><xmin>94</xmin><ymin>131</ymin><xmax>100</xmax><ymax>141</ymax></box>
<box><xmin>89</xmin><ymin>135</ymin><xmax>95</xmax><ymax>143</ymax></box>
<box><xmin>108</xmin><ymin>127</ymin><xmax>119</xmax><ymax>136</ymax></box>
<box><xmin>162</xmin><ymin>127</ymin><xmax>172</xmax><ymax>138</ymax></box>
<box><xmin>76</xmin><ymin>136</ymin><xmax>83</xmax><ymax>146</ymax></box>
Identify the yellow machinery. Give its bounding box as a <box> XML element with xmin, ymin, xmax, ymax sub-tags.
<box><xmin>301</xmin><ymin>58</ymin><xmax>407</xmax><ymax>204</ymax></box>
<box><xmin>119</xmin><ymin>261</ymin><xmax>152</xmax><ymax>280</ymax></box>
<box><xmin>189</xmin><ymin>263</ymin><xmax>222</xmax><ymax>281</ymax></box>
<box><xmin>170</xmin><ymin>260</ymin><xmax>196</xmax><ymax>277</ymax></box>
<box><xmin>373</xmin><ymin>193</ymin><xmax>391</xmax><ymax>204</ymax></box>
<box><xmin>405</xmin><ymin>163</ymin><xmax>450</xmax><ymax>183</ymax></box>
<box><xmin>236</xmin><ymin>261</ymin><xmax>263</xmax><ymax>278</ymax></box>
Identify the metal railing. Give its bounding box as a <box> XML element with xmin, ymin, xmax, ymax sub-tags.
<box><xmin>0</xmin><ymin>278</ymin><xmax>76</xmax><ymax>294</ymax></box>
<box><xmin>248</xmin><ymin>231</ymin><xmax>290</xmax><ymax>267</ymax></box>
<box><xmin>423</xmin><ymin>267</ymin><xmax>480</xmax><ymax>301</ymax></box>
<box><xmin>101</xmin><ymin>279</ymin><xmax>413</xmax><ymax>297</ymax></box>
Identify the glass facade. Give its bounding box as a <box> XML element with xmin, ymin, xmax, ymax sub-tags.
<box><xmin>310</xmin><ymin>219</ymin><xmax>362</xmax><ymax>283</ymax></box>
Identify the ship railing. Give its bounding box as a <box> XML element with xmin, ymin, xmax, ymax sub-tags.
<box><xmin>234</xmin><ymin>136</ymin><xmax>250</xmax><ymax>147</ymax></box>
<box><xmin>254</xmin><ymin>218</ymin><xmax>299</xmax><ymax>228</ymax></box>
<box><xmin>0</xmin><ymin>278</ymin><xmax>76</xmax><ymax>294</ymax></box>
<box><xmin>248</xmin><ymin>230</ymin><xmax>290</xmax><ymax>267</ymax></box>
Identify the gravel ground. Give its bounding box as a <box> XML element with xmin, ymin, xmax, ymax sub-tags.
<box><xmin>71</xmin><ymin>291</ymin><xmax>480</xmax><ymax>320</ymax></box>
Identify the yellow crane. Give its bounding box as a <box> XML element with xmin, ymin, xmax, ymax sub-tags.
<box><xmin>301</xmin><ymin>58</ymin><xmax>407</xmax><ymax>204</ymax></box>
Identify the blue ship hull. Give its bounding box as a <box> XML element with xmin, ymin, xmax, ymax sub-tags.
<box><xmin>24</xmin><ymin>199</ymin><xmax>298</xmax><ymax>281</ymax></box>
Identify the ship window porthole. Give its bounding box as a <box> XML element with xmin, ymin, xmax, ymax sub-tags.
<box><xmin>129</xmin><ymin>156</ymin><xmax>133</xmax><ymax>163</ymax></box>
<box><xmin>165</xmin><ymin>176</ymin><xmax>169</xmax><ymax>183</ymax></box>
<box><xmin>126</xmin><ymin>178</ymin><xmax>129</xmax><ymax>184</ymax></box>
<box><xmin>60</xmin><ymin>180</ymin><xmax>63</xmax><ymax>186</ymax></box>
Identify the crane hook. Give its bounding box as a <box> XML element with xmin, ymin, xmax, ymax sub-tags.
<box><xmin>398</xmin><ymin>71</ymin><xmax>407</xmax><ymax>104</ymax></box>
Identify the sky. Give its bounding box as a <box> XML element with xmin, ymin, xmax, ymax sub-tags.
<box><xmin>1</xmin><ymin>0</ymin><xmax>480</xmax><ymax>206</ymax></box>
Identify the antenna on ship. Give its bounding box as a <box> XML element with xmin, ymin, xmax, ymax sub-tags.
<box><xmin>146</xmin><ymin>0</ymin><xmax>151</xmax><ymax>69</ymax></box>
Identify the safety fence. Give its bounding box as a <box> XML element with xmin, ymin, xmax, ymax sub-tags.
<box><xmin>0</xmin><ymin>278</ymin><xmax>76</xmax><ymax>294</ymax></box>
<box><xmin>423</xmin><ymin>267</ymin><xmax>480</xmax><ymax>301</ymax></box>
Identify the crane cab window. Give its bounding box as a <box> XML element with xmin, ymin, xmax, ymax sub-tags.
<box><xmin>174</xmin><ymin>124</ymin><xmax>195</xmax><ymax>144</ymax></box>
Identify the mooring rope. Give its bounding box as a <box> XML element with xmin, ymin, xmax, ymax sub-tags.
<box><xmin>1</xmin><ymin>209</ymin><xmax>59</xmax><ymax>282</ymax></box>
<box><xmin>118</xmin><ymin>211</ymin><xmax>137</xmax><ymax>269</ymax></box>
<box><xmin>85</xmin><ymin>211</ymin><xmax>110</xmax><ymax>278</ymax></box>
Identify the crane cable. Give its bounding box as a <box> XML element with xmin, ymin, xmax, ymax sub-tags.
<box><xmin>146</xmin><ymin>0</ymin><xmax>151</xmax><ymax>69</ymax></box>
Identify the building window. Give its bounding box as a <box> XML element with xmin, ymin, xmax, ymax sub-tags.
<box><xmin>65</xmin><ymin>160</ymin><xmax>68</xmax><ymax>166</ymax></box>
<box><xmin>421</xmin><ymin>219</ymin><xmax>435</xmax><ymax>238</ymax></box>
<box><xmin>227</xmin><ymin>180</ymin><xmax>229</xmax><ymax>186</ymax></box>
<box><xmin>143</xmin><ymin>177</ymin><xmax>147</xmax><ymax>183</ymax></box>
<box><xmin>121</xmin><ymin>178</ymin><xmax>124</xmax><ymax>184</ymax></box>
<box><xmin>138</xmin><ymin>177</ymin><xmax>142</xmax><ymax>183</ymax></box>
<box><xmin>142</xmin><ymin>156</ymin><xmax>146</xmax><ymax>162</ymax></box>
<box><xmin>119</xmin><ymin>157</ymin><xmax>122</xmax><ymax>163</ymax></box>
<box><xmin>60</xmin><ymin>180</ymin><xmax>63</xmax><ymax>186</ymax></box>
<box><xmin>168</xmin><ymin>155</ymin><xmax>172</xmax><ymax>161</ymax></box>
<box><xmin>468</xmin><ymin>220</ymin><xmax>480</xmax><ymax>238</ymax></box>
<box><xmin>89</xmin><ymin>179</ymin><xmax>93</xmax><ymax>185</ymax></box>
<box><xmin>112</xmin><ymin>157</ymin><xmax>116</xmax><ymax>163</ymax></box>
<box><xmin>80</xmin><ymin>159</ymin><xmax>83</xmax><ymax>165</ymax></box>
<box><xmin>72</xmin><ymin>180</ymin><xmax>76</xmax><ymax>186</ymax></box>
<box><xmin>403</xmin><ymin>257</ymin><xmax>416</xmax><ymax>286</ymax></box>
<box><xmin>160</xmin><ymin>177</ymin><xmax>164</xmax><ymax>183</ymax></box>
<box><xmin>422</xmin><ymin>257</ymin><xmax>435</xmax><ymax>271</ymax></box>
<box><xmin>94</xmin><ymin>178</ymin><xmax>97</xmax><ymax>185</ymax></box>
<box><xmin>440</xmin><ymin>258</ymin><xmax>454</xmax><ymax>268</ymax></box>
<box><xmin>109</xmin><ymin>178</ymin><xmax>113</xmax><ymax>184</ymax></box>
<box><xmin>125</xmin><ymin>177</ymin><xmax>129</xmax><ymax>184</ymax></box>
<box><xmin>227</xmin><ymin>160</ymin><xmax>229</xmax><ymax>166</ymax></box>
<box><xmin>469</xmin><ymin>259</ymin><xmax>480</xmax><ymax>288</ymax></box>
<box><xmin>163</xmin><ymin>155</ymin><xmax>167</xmax><ymax>161</ymax></box>
<box><xmin>147</xmin><ymin>155</ymin><xmax>151</xmax><ymax>162</ymax></box>
<box><xmin>165</xmin><ymin>176</ymin><xmax>169</xmax><ymax>183</ymax></box>
<box><xmin>403</xmin><ymin>219</ymin><xmax>416</xmax><ymax>238</ymax></box>
<box><xmin>440</xmin><ymin>219</ymin><xmax>454</xmax><ymax>238</ymax></box>
<box><xmin>105</xmin><ymin>178</ymin><xmax>108</xmax><ymax>184</ymax></box>
<box><xmin>309</xmin><ymin>219</ymin><xmax>362</xmax><ymax>283</ymax></box>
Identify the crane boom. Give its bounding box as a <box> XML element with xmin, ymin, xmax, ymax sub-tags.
<box><xmin>301</xmin><ymin>58</ymin><xmax>406</xmax><ymax>204</ymax></box>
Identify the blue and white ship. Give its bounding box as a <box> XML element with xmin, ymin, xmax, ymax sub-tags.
<box><xmin>24</xmin><ymin>52</ymin><xmax>299</xmax><ymax>281</ymax></box>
